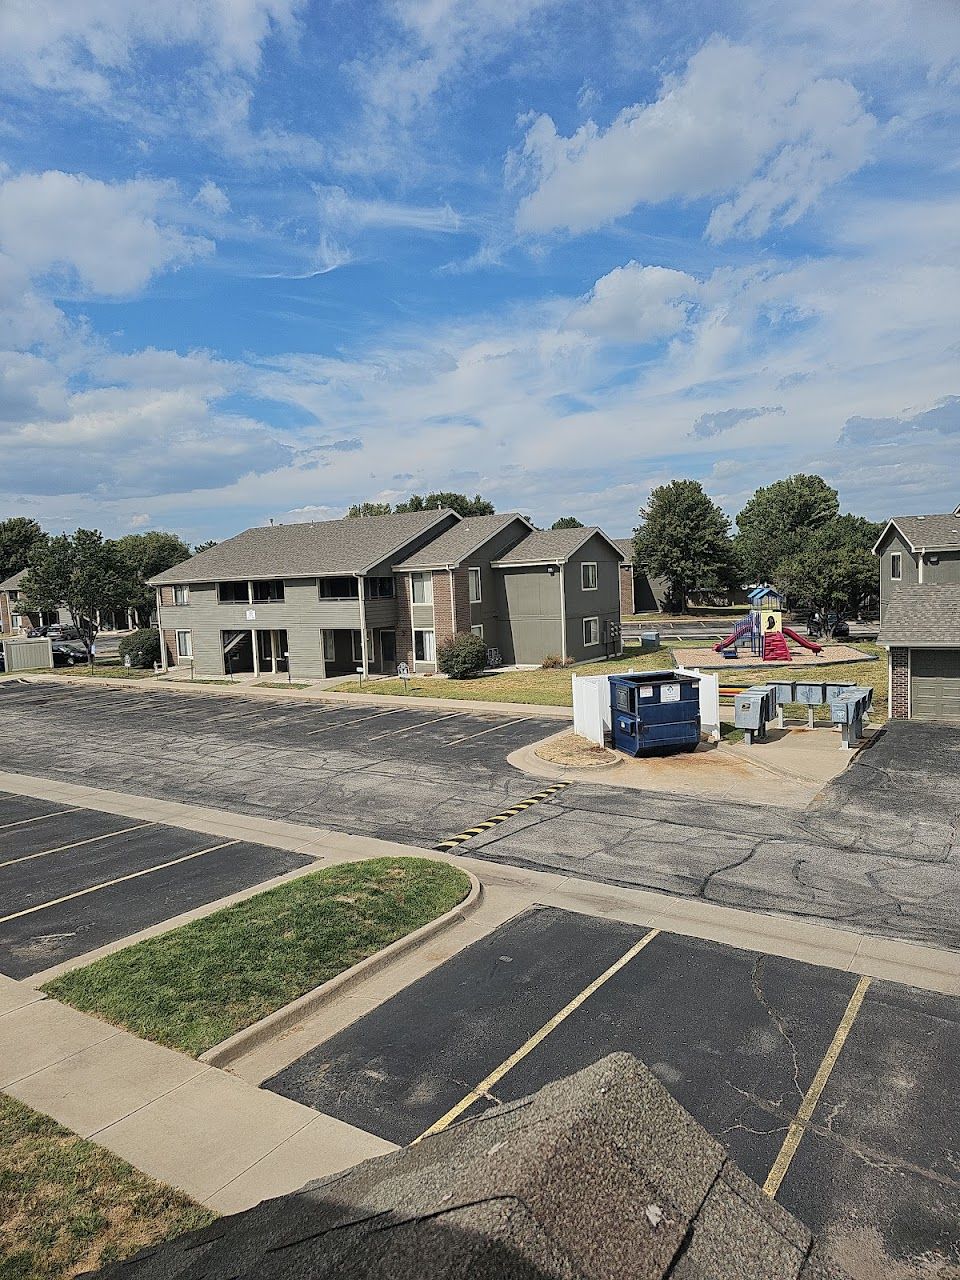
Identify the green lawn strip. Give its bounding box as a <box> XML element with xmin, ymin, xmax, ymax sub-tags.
<box><xmin>46</xmin><ymin>664</ymin><xmax>157</xmax><ymax>680</ymax></box>
<box><xmin>44</xmin><ymin>858</ymin><xmax>471</xmax><ymax>1057</ymax></box>
<box><xmin>0</xmin><ymin>1092</ymin><xmax>214</xmax><ymax>1280</ymax></box>
<box><xmin>256</xmin><ymin>681</ymin><xmax>313</xmax><ymax>689</ymax></box>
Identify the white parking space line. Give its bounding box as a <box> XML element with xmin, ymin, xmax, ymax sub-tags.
<box><xmin>0</xmin><ymin>808</ymin><xmax>76</xmax><ymax>832</ymax></box>
<box><xmin>445</xmin><ymin>718</ymin><xmax>530</xmax><ymax>747</ymax></box>
<box><xmin>305</xmin><ymin>709</ymin><xmax>405</xmax><ymax>737</ymax></box>
<box><xmin>0</xmin><ymin>840</ymin><xmax>240</xmax><ymax>924</ymax></box>
<box><xmin>0</xmin><ymin>823</ymin><xmax>156</xmax><ymax>871</ymax></box>
<box><xmin>366</xmin><ymin>712</ymin><xmax>464</xmax><ymax>741</ymax></box>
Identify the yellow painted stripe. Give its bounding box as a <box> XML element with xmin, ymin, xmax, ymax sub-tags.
<box><xmin>763</xmin><ymin>975</ymin><xmax>872</xmax><ymax>1198</ymax></box>
<box><xmin>0</xmin><ymin>840</ymin><xmax>240</xmax><ymax>924</ymax></box>
<box><xmin>0</xmin><ymin>808</ymin><xmax>75</xmax><ymax>832</ymax></box>
<box><xmin>305</xmin><ymin>709</ymin><xmax>403</xmax><ymax>736</ymax></box>
<box><xmin>0</xmin><ymin>823</ymin><xmax>156</xmax><ymax>871</ymax></box>
<box><xmin>412</xmin><ymin>928</ymin><xmax>661</xmax><ymax>1143</ymax></box>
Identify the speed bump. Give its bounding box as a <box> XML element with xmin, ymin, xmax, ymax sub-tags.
<box><xmin>434</xmin><ymin>782</ymin><xmax>571</xmax><ymax>851</ymax></box>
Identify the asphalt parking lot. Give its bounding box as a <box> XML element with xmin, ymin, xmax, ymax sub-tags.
<box><xmin>2</xmin><ymin>682</ymin><xmax>960</xmax><ymax>950</ymax></box>
<box><xmin>265</xmin><ymin>904</ymin><xmax>960</xmax><ymax>1278</ymax></box>
<box><xmin>0</xmin><ymin>789</ymin><xmax>313</xmax><ymax>979</ymax></box>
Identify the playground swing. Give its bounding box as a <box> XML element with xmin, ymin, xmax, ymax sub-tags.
<box><xmin>713</xmin><ymin>586</ymin><xmax>822</xmax><ymax>662</ymax></box>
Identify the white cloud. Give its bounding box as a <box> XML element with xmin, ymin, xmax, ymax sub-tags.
<box><xmin>194</xmin><ymin>181</ymin><xmax>231</xmax><ymax>215</ymax></box>
<box><xmin>512</xmin><ymin>38</ymin><xmax>876</xmax><ymax>240</ymax></box>
<box><xmin>0</xmin><ymin>171</ymin><xmax>212</xmax><ymax>296</ymax></box>
<box><xmin>566</xmin><ymin>263</ymin><xmax>701</xmax><ymax>343</ymax></box>
<box><xmin>315</xmin><ymin>185</ymin><xmax>461</xmax><ymax>234</ymax></box>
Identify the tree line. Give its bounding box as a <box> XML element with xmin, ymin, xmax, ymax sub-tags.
<box><xmin>633</xmin><ymin>474</ymin><xmax>880</xmax><ymax>618</ymax></box>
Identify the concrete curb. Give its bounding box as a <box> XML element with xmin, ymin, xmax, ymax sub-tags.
<box><xmin>531</xmin><ymin>727</ymin><xmax>622</xmax><ymax>773</ymax></box>
<box><xmin>199</xmin><ymin>871</ymin><xmax>483</xmax><ymax>1069</ymax></box>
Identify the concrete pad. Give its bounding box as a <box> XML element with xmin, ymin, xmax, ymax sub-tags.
<box><xmin>91</xmin><ymin>1066</ymin><xmax>322</xmax><ymax>1201</ymax></box>
<box><xmin>7</xmin><ymin>1032</ymin><xmax>208</xmax><ymax>1138</ymax></box>
<box><xmin>204</xmin><ymin>1113</ymin><xmax>397</xmax><ymax>1213</ymax></box>
<box><xmin>0</xmin><ymin>972</ymin><xmax>46</xmax><ymax>1015</ymax></box>
<box><xmin>0</xmin><ymin>999</ymin><xmax>119</xmax><ymax>1086</ymax></box>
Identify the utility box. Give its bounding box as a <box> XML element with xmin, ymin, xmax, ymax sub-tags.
<box><xmin>768</xmin><ymin>680</ymin><xmax>796</xmax><ymax>705</ymax></box>
<box><xmin>640</xmin><ymin>631</ymin><xmax>660</xmax><ymax>652</ymax></box>
<box><xmin>829</xmin><ymin>686</ymin><xmax>872</xmax><ymax>749</ymax></box>
<box><xmin>794</xmin><ymin>681</ymin><xmax>826</xmax><ymax>706</ymax></box>
<box><xmin>609</xmin><ymin>670</ymin><xmax>700</xmax><ymax>756</ymax></box>
<box><xmin>734</xmin><ymin>691</ymin><xmax>768</xmax><ymax>744</ymax></box>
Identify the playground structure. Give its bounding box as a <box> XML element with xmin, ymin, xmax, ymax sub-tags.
<box><xmin>714</xmin><ymin>585</ymin><xmax>822</xmax><ymax>662</ymax></box>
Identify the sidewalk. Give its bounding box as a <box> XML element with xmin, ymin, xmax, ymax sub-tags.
<box><xmin>0</xmin><ymin>972</ymin><xmax>394</xmax><ymax>1214</ymax></box>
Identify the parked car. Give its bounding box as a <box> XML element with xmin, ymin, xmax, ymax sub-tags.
<box><xmin>51</xmin><ymin>639</ymin><xmax>88</xmax><ymax>666</ymax></box>
<box><xmin>831</xmin><ymin>618</ymin><xmax>850</xmax><ymax>639</ymax></box>
<box><xmin>46</xmin><ymin>624</ymin><xmax>82</xmax><ymax>641</ymax></box>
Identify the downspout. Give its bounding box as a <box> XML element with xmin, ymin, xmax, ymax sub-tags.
<box><xmin>157</xmin><ymin>588</ymin><xmax>168</xmax><ymax>672</ymax></box>
<box><xmin>357</xmin><ymin>575</ymin><xmax>369</xmax><ymax>676</ymax></box>
<box><xmin>448</xmin><ymin>568</ymin><xmax>456</xmax><ymax>635</ymax></box>
<box><xmin>558</xmin><ymin>560</ymin><xmax>568</xmax><ymax>663</ymax></box>
<box><xmin>918</xmin><ymin>549</ymin><xmax>925</xmax><ymax>584</ymax></box>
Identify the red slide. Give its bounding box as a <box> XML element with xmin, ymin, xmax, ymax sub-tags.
<box><xmin>781</xmin><ymin>625</ymin><xmax>822</xmax><ymax>653</ymax></box>
<box><xmin>713</xmin><ymin>630</ymin><xmax>740</xmax><ymax>652</ymax></box>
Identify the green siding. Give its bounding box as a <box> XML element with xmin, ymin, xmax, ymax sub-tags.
<box><xmin>496</xmin><ymin>567</ymin><xmax>562</xmax><ymax>664</ymax></box>
<box><xmin>563</xmin><ymin>533</ymin><xmax>622</xmax><ymax>661</ymax></box>
<box><xmin>911</xmin><ymin>649</ymin><xmax>960</xmax><ymax>721</ymax></box>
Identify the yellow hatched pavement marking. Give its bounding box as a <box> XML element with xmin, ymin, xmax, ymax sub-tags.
<box><xmin>433</xmin><ymin>782</ymin><xmax>571</xmax><ymax>850</ymax></box>
<box><xmin>0</xmin><ymin>808</ymin><xmax>75</xmax><ymax>832</ymax></box>
<box><xmin>0</xmin><ymin>840</ymin><xmax>240</xmax><ymax>924</ymax></box>
<box><xmin>762</xmin><ymin>974</ymin><xmax>872</xmax><ymax>1199</ymax></box>
<box><xmin>412</xmin><ymin>927</ymin><xmax>661</xmax><ymax>1143</ymax></box>
<box><xmin>0</xmin><ymin>823</ymin><xmax>156</xmax><ymax>870</ymax></box>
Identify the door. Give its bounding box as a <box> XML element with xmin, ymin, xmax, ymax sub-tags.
<box><xmin>911</xmin><ymin>649</ymin><xmax>960</xmax><ymax>721</ymax></box>
<box><xmin>378</xmin><ymin>629</ymin><xmax>396</xmax><ymax>670</ymax></box>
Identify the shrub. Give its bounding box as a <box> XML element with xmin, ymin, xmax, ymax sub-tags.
<box><xmin>541</xmin><ymin>654</ymin><xmax>575</xmax><ymax>669</ymax></box>
<box><xmin>437</xmin><ymin>631</ymin><xmax>488</xmax><ymax>680</ymax></box>
<box><xmin>118</xmin><ymin>627</ymin><xmax>162</xmax><ymax>669</ymax></box>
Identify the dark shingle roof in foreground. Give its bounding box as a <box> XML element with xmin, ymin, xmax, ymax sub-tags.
<box><xmin>877</xmin><ymin>584</ymin><xmax>960</xmax><ymax>647</ymax></box>
<box><xmin>491</xmin><ymin>527</ymin><xmax>624</xmax><ymax>566</ymax></box>
<box><xmin>393</xmin><ymin>513</ymin><xmax>530</xmax><ymax>570</ymax></box>
<box><xmin>88</xmin><ymin>1054</ymin><xmax>849</xmax><ymax>1280</ymax></box>
<box><xmin>880</xmin><ymin>514</ymin><xmax>960</xmax><ymax>552</ymax></box>
<box><xmin>147</xmin><ymin>510</ymin><xmax>457</xmax><ymax>586</ymax></box>
<box><xmin>0</xmin><ymin>568</ymin><xmax>28</xmax><ymax>592</ymax></box>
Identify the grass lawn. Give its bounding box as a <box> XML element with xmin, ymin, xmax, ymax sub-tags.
<box><xmin>45</xmin><ymin>857</ymin><xmax>471</xmax><ymax>1057</ymax></box>
<box><xmin>46</xmin><ymin>664</ymin><xmax>157</xmax><ymax>680</ymax></box>
<box><xmin>0</xmin><ymin>1092</ymin><xmax>213</xmax><ymax>1280</ymax></box>
<box><xmin>331</xmin><ymin>642</ymin><xmax>885</xmax><ymax>712</ymax></box>
<box><xmin>256</xmin><ymin>680</ymin><xmax>313</xmax><ymax>689</ymax></box>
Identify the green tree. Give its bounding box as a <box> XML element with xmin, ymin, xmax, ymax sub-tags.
<box><xmin>116</xmin><ymin>531</ymin><xmax>191</xmax><ymax>624</ymax></box>
<box><xmin>634</xmin><ymin>480</ymin><xmax>735</xmax><ymax>613</ymax></box>
<box><xmin>776</xmin><ymin>514</ymin><xmax>881</xmax><ymax>624</ymax></box>
<box><xmin>735</xmin><ymin>474</ymin><xmax>840</xmax><ymax>583</ymax></box>
<box><xmin>394</xmin><ymin>492</ymin><xmax>495</xmax><ymax>517</ymax></box>
<box><xmin>22</xmin><ymin>530</ymin><xmax>130</xmax><ymax>660</ymax></box>
<box><xmin>347</xmin><ymin>502</ymin><xmax>393</xmax><ymax>517</ymax></box>
<box><xmin>551</xmin><ymin>516</ymin><xmax>584</xmax><ymax>530</ymax></box>
<box><xmin>0</xmin><ymin>516</ymin><xmax>48</xmax><ymax>583</ymax></box>
<box><xmin>194</xmin><ymin>539</ymin><xmax>218</xmax><ymax>553</ymax></box>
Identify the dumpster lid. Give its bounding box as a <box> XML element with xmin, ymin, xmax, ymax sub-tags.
<box><xmin>610</xmin><ymin>669</ymin><xmax>699</xmax><ymax>686</ymax></box>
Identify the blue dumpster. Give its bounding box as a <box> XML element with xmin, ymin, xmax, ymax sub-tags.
<box><xmin>609</xmin><ymin>670</ymin><xmax>700</xmax><ymax>756</ymax></box>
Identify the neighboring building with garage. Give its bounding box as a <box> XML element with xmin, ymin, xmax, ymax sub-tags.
<box><xmin>150</xmin><ymin>510</ymin><xmax>624</xmax><ymax>678</ymax></box>
<box><xmin>874</xmin><ymin>506</ymin><xmax>960</xmax><ymax>721</ymax></box>
<box><xmin>612</xmin><ymin>540</ymin><xmax>669</xmax><ymax>616</ymax></box>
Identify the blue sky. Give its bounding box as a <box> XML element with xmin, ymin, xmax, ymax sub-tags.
<box><xmin>2</xmin><ymin>0</ymin><xmax>960</xmax><ymax>543</ymax></box>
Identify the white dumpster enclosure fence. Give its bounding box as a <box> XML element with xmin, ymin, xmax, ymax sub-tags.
<box><xmin>2</xmin><ymin>635</ymin><xmax>53</xmax><ymax>672</ymax></box>
<box><xmin>572</xmin><ymin>666</ymin><xmax>721</xmax><ymax>746</ymax></box>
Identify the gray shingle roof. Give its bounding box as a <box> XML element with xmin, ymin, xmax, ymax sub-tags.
<box><xmin>879</xmin><ymin>514</ymin><xmax>960</xmax><ymax>552</ymax></box>
<box><xmin>491</xmin><ymin>527</ymin><xmax>624</xmax><ymax>566</ymax></box>
<box><xmin>878</xmin><ymin>584</ymin><xmax>960</xmax><ymax>646</ymax></box>
<box><xmin>393</xmin><ymin>514</ymin><xmax>530</xmax><ymax>570</ymax></box>
<box><xmin>88</xmin><ymin>1054</ymin><xmax>848</xmax><ymax>1280</ymax></box>
<box><xmin>613</xmin><ymin>538</ymin><xmax>635</xmax><ymax>564</ymax></box>
<box><xmin>147</xmin><ymin>510</ymin><xmax>458</xmax><ymax>586</ymax></box>
<box><xmin>0</xmin><ymin>568</ymin><xmax>28</xmax><ymax>592</ymax></box>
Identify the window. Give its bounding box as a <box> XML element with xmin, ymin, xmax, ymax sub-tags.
<box><xmin>321</xmin><ymin>630</ymin><xmax>336</xmax><ymax>662</ymax></box>
<box><xmin>351</xmin><ymin>630</ymin><xmax>364</xmax><ymax>662</ymax></box>
<box><xmin>364</xmin><ymin>576</ymin><xmax>395</xmax><ymax>599</ymax></box>
<box><xmin>318</xmin><ymin>577</ymin><xmax>359</xmax><ymax>599</ymax></box>
<box><xmin>581</xmin><ymin>562</ymin><xmax>598</xmax><ymax>591</ymax></box>
<box><xmin>252</xmin><ymin>579</ymin><xmax>284</xmax><ymax>603</ymax></box>
<box><xmin>468</xmin><ymin>567</ymin><xmax>482</xmax><ymax>604</ymax></box>
<box><xmin>891</xmin><ymin>552</ymin><xmax>902</xmax><ymax>581</ymax></box>
<box><xmin>176</xmin><ymin>630</ymin><xmax>193</xmax><ymax>658</ymax></box>
<box><xmin>218</xmin><ymin>581</ymin><xmax>250</xmax><ymax>604</ymax></box>
<box><xmin>414</xmin><ymin>628</ymin><xmax>436</xmax><ymax>662</ymax></box>
<box><xmin>471</xmin><ymin>623</ymin><xmax>484</xmax><ymax>639</ymax></box>
<box><xmin>583</xmin><ymin>616</ymin><xmax>600</xmax><ymax>646</ymax></box>
<box><xmin>173</xmin><ymin>585</ymin><xmax>190</xmax><ymax>606</ymax></box>
<box><xmin>411</xmin><ymin>572</ymin><xmax>433</xmax><ymax>604</ymax></box>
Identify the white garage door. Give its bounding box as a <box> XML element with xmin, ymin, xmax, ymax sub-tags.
<box><xmin>911</xmin><ymin>649</ymin><xmax>960</xmax><ymax>721</ymax></box>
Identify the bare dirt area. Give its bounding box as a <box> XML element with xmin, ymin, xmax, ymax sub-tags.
<box><xmin>533</xmin><ymin>732</ymin><xmax>619</xmax><ymax>768</ymax></box>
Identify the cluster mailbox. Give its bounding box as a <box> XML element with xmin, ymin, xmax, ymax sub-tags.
<box><xmin>609</xmin><ymin>670</ymin><xmax>701</xmax><ymax>756</ymax></box>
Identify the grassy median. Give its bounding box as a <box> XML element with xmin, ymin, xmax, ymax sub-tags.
<box><xmin>0</xmin><ymin>1093</ymin><xmax>213</xmax><ymax>1279</ymax></box>
<box><xmin>45</xmin><ymin>857</ymin><xmax>470</xmax><ymax>1057</ymax></box>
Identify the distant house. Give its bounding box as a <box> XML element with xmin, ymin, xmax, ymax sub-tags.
<box><xmin>149</xmin><ymin>511</ymin><xmax>625</xmax><ymax>678</ymax></box>
<box><xmin>612</xmin><ymin>540</ymin><xmax>670</xmax><ymax>615</ymax></box>
<box><xmin>0</xmin><ymin>570</ymin><xmax>68</xmax><ymax>635</ymax></box>
<box><xmin>874</xmin><ymin>507</ymin><xmax>960</xmax><ymax>721</ymax></box>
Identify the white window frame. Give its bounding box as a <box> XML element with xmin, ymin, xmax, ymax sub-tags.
<box><xmin>411</xmin><ymin>571</ymin><xmax>433</xmax><ymax>605</ymax></box>
<box><xmin>176</xmin><ymin>629</ymin><xmax>193</xmax><ymax>659</ymax></box>
<box><xmin>891</xmin><ymin>552</ymin><xmax>902</xmax><ymax>581</ymax></box>
<box><xmin>468</xmin><ymin>567</ymin><xmax>482</xmax><ymax>604</ymax></box>
<box><xmin>414</xmin><ymin>628</ymin><xmax>436</xmax><ymax>663</ymax></box>
<box><xmin>321</xmin><ymin>630</ymin><xmax>336</xmax><ymax>662</ymax></box>
<box><xmin>581</xmin><ymin>562</ymin><xmax>598</xmax><ymax>591</ymax></box>
<box><xmin>471</xmin><ymin>623</ymin><xmax>484</xmax><ymax>638</ymax></box>
<box><xmin>583</xmin><ymin>616</ymin><xmax>600</xmax><ymax>646</ymax></box>
<box><xmin>174</xmin><ymin>585</ymin><xmax>190</xmax><ymax>606</ymax></box>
